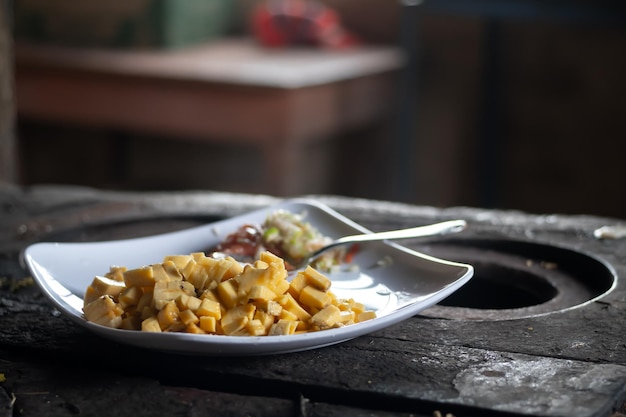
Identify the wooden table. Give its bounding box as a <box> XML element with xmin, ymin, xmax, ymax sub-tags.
<box><xmin>2</xmin><ymin>184</ymin><xmax>626</xmax><ymax>417</ymax></box>
<box><xmin>14</xmin><ymin>38</ymin><xmax>403</xmax><ymax>195</ymax></box>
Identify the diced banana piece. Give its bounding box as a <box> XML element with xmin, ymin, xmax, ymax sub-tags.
<box><xmin>141</xmin><ymin>316</ymin><xmax>162</xmax><ymax>332</ymax></box>
<box><xmin>104</xmin><ymin>266</ymin><xmax>127</xmax><ymax>282</ymax></box>
<box><xmin>83</xmin><ymin>295</ymin><xmax>124</xmax><ymax>328</ymax></box>
<box><xmin>248</xmin><ymin>285</ymin><xmax>276</xmax><ymax>302</ymax></box>
<box><xmin>199</xmin><ymin>316</ymin><xmax>217</xmax><ymax>333</ymax></box>
<box><xmin>268</xmin><ymin>319</ymin><xmax>298</xmax><ymax>336</ymax></box>
<box><xmin>216</xmin><ymin>279</ymin><xmax>239</xmax><ymax>309</ymax></box>
<box><xmin>179</xmin><ymin>309</ymin><xmax>199</xmax><ymax>325</ymax></box>
<box><xmin>221</xmin><ymin>304</ymin><xmax>256</xmax><ymax>335</ymax></box>
<box><xmin>176</xmin><ymin>293</ymin><xmax>202</xmax><ymax>312</ymax></box>
<box><xmin>157</xmin><ymin>301</ymin><xmax>181</xmax><ymax>329</ymax></box>
<box><xmin>277</xmin><ymin>293</ymin><xmax>311</xmax><ymax>322</ymax></box>
<box><xmin>246</xmin><ymin>319</ymin><xmax>267</xmax><ymax>336</ymax></box>
<box><xmin>357</xmin><ymin>311</ymin><xmax>377</xmax><ymax>323</ymax></box>
<box><xmin>255</xmin><ymin>299</ymin><xmax>283</xmax><ymax>316</ymax></box>
<box><xmin>162</xmin><ymin>254</ymin><xmax>193</xmax><ymax>270</ymax></box>
<box><xmin>299</xmin><ymin>285</ymin><xmax>331</xmax><ymax>310</ymax></box>
<box><xmin>118</xmin><ymin>286</ymin><xmax>143</xmax><ymax>309</ymax></box>
<box><xmin>303</xmin><ymin>266</ymin><xmax>331</xmax><ymax>291</ymax></box>
<box><xmin>153</xmin><ymin>280</ymin><xmax>195</xmax><ymax>310</ymax></box>
<box><xmin>288</xmin><ymin>272</ymin><xmax>308</xmax><ymax>299</ymax></box>
<box><xmin>186</xmin><ymin>322</ymin><xmax>206</xmax><ymax>334</ymax></box>
<box><xmin>311</xmin><ymin>305</ymin><xmax>341</xmax><ymax>329</ymax></box>
<box><xmin>195</xmin><ymin>298</ymin><xmax>222</xmax><ymax>319</ymax></box>
<box><xmin>90</xmin><ymin>275</ymin><xmax>126</xmax><ymax>297</ymax></box>
<box><xmin>123</xmin><ymin>266</ymin><xmax>156</xmax><ymax>287</ymax></box>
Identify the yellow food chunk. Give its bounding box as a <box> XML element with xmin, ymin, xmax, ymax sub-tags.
<box><xmin>253</xmin><ymin>310</ymin><xmax>275</xmax><ymax>332</ymax></box>
<box><xmin>222</xmin><ymin>315</ymin><xmax>249</xmax><ymax>335</ymax></box>
<box><xmin>311</xmin><ymin>305</ymin><xmax>341</xmax><ymax>329</ymax></box>
<box><xmin>199</xmin><ymin>288</ymin><xmax>220</xmax><ymax>302</ymax></box>
<box><xmin>303</xmin><ymin>266</ymin><xmax>331</xmax><ymax>291</ymax></box>
<box><xmin>259</xmin><ymin>250</ymin><xmax>283</xmax><ymax>265</ymax></box>
<box><xmin>84</xmin><ymin>286</ymin><xmax>102</xmax><ymax>306</ymax></box>
<box><xmin>279</xmin><ymin>309</ymin><xmax>298</xmax><ymax>322</ymax></box>
<box><xmin>357</xmin><ymin>311</ymin><xmax>377</xmax><ymax>323</ymax></box>
<box><xmin>176</xmin><ymin>293</ymin><xmax>202</xmax><ymax>312</ymax></box>
<box><xmin>118</xmin><ymin>286</ymin><xmax>143</xmax><ymax>309</ymax></box>
<box><xmin>277</xmin><ymin>293</ymin><xmax>311</xmax><ymax>321</ymax></box>
<box><xmin>254</xmin><ymin>260</ymin><xmax>269</xmax><ymax>269</ymax></box>
<box><xmin>216</xmin><ymin>279</ymin><xmax>239</xmax><ymax>309</ymax></box>
<box><xmin>198</xmin><ymin>255</ymin><xmax>243</xmax><ymax>282</ymax></box>
<box><xmin>141</xmin><ymin>316</ymin><xmax>162</xmax><ymax>332</ymax></box>
<box><xmin>268</xmin><ymin>319</ymin><xmax>298</xmax><ymax>336</ymax></box>
<box><xmin>273</xmin><ymin>279</ymin><xmax>290</xmax><ymax>296</ymax></box>
<box><xmin>288</xmin><ymin>272</ymin><xmax>308</xmax><ymax>299</ymax></box>
<box><xmin>338</xmin><ymin>310</ymin><xmax>356</xmax><ymax>324</ymax></box>
<box><xmin>83</xmin><ymin>295</ymin><xmax>124</xmax><ymax>328</ymax></box>
<box><xmin>83</xmin><ymin>249</ymin><xmax>376</xmax><ymax>336</ymax></box>
<box><xmin>153</xmin><ymin>280</ymin><xmax>195</xmax><ymax>310</ymax></box>
<box><xmin>104</xmin><ymin>266</ymin><xmax>127</xmax><ymax>282</ymax></box>
<box><xmin>255</xmin><ymin>299</ymin><xmax>283</xmax><ymax>316</ymax></box>
<box><xmin>162</xmin><ymin>254</ymin><xmax>193</xmax><ymax>269</ymax></box>
<box><xmin>157</xmin><ymin>301</ymin><xmax>180</xmax><ymax>329</ymax></box>
<box><xmin>199</xmin><ymin>316</ymin><xmax>217</xmax><ymax>333</ymax></box>
<box><xmin>123</xmin><ymin>266</ymin><xmax>155</xmax><ymax>288</ymax></box>
<box><xmin>299</xmin><ymin>285</ymin><xmax>331</xmax><ymax>310</ymax></box>
<box><xmin>179</xmin><ymin>309</ymin><xmax>199</xmax><ymax>325</ymax></box>
<box><xmin>348</xmin><ymin>299</ymin><xmax>366</xmax><ymax>315</ymax></box>
<box><xmin>185</xmin><ymin>322</ymin><xmax>206</xmax><ymax>334</ymax></box>
<box><xmin>248</xmin><ymin>285</ymin><xmax>277</xmax><ymax>302</ymax></box>
<box><xmin>237</xmin><ymin>260</ymin><xmax>287</xmax><ymax>296</ymax></box>
<box><xmin>195</xmin><ymin>298</ymin><xmax>222</xmax><ymax>319</ymax></box>
<box><xmin>182</xmin><ymin>259</ymin><xmax>211</xmax><ymax>292</ymax></box>
<box><xmin>221</xmin><ymin>304</ymin><xmax>255</xmax><ymax>335</ymax></box>
<box><xmin>236</xmin><ymin>265</ymin><xmax>271</xmax><ymax>295</ymax></box>
<box><xmin>89</xmin><ymin>275</ymin><xmax>126</xmax><ymax>298</ymax></box>
<box><xmin>152</xmin><ymin>261</ymin><xmax>182</xmax><ymax>282</ymax></box>
<box><xmin>136</xmin><ymin>288</ymin><xmax>154</xmax><ymax>312</ymax></box>
<box><xmin>246</xmin><ymin>319</ymin><xmax>267</xmax><ymax>336</ymax></box>
<box><xmin>295</xmin><ymin>320</ymin><xmax>312</xmax><ymax>332</ymax></box>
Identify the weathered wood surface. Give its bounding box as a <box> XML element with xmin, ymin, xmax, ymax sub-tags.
<box><xmin>1</xmin><ymin>185</ymin><xmax>626</xmax><ymax>417</ymax></box>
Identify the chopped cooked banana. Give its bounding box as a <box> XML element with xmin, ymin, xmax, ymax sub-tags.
<box><xmin>82</xmin><ymin>251</ymin><xmax>376</xmax><ymax>336</ymax></box>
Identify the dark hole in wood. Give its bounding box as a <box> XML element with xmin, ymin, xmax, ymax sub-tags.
<box><xmin>415</xmin><ymin>238</ymin><xmax>616</xmax><ymax>319</ymax></box>
<box><xmin>438</xmin><ymin>261</ymin><xmax>558</xmax><ymax>309</ymax></box>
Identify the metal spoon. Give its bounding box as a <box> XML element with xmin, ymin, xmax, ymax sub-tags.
<box><xmin>294</xmin><ymin>219</ymin><xmax>467</xmax><ymax>269</ymax></box>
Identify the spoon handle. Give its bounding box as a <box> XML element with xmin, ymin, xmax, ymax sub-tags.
<box><xmin>333</xmin><ymin>219</ymin><xmax>467</xmax><ymax>246</ymax></box>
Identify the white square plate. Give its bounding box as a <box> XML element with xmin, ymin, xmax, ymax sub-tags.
<box><xmin>24</xmin><ymin>199</ymin><xmax>473</xmax><ymax>356</ymax></box>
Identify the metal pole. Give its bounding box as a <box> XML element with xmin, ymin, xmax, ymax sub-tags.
<box><xmin>394</xmin><ymin>0</ymin><xmax>421</xmax><ymax>202</ymax></box>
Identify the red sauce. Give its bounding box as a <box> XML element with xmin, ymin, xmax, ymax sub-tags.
<box><xmin>211</xmin><ymin>224</ymin><xmax>294</xmax><ymax>269</ymax></box>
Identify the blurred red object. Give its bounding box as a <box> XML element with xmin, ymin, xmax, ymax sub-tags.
<box><xmin>251</xmin><ymin>0</ymin><xmax>360</xmax><ymax>49</ymax></box>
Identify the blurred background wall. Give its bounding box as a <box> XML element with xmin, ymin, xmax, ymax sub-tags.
<box><xmin>0</xmin><ymin>0</ymin><xmax>16</xmax><ymax>183</ymax></box>
<box><xmin>10</xmin><ymin>0</ymin><xmax>626</xmax><ymax>219</ymax></box>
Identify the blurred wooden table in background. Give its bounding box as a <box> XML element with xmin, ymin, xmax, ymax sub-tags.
<box><xmin>14</xmin><ymin>38</ymin><xmax>403</xmax><ymax>195</ymax></box>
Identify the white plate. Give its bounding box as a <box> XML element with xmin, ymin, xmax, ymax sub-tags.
<box><xmin>24</xmin><ymin>199</ymin><xmax>473</xmax><ymax>356</ymax></box>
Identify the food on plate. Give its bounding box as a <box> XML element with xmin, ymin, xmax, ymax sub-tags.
<box><xmin>211</xmin><ymin>209</ymin><xmax>356</xmax><ymax>271</ymax></box>
<box><xmin>82</xmin><ymin>250</ymin><xmax>376</xmax><ymax>336</ymax></box>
